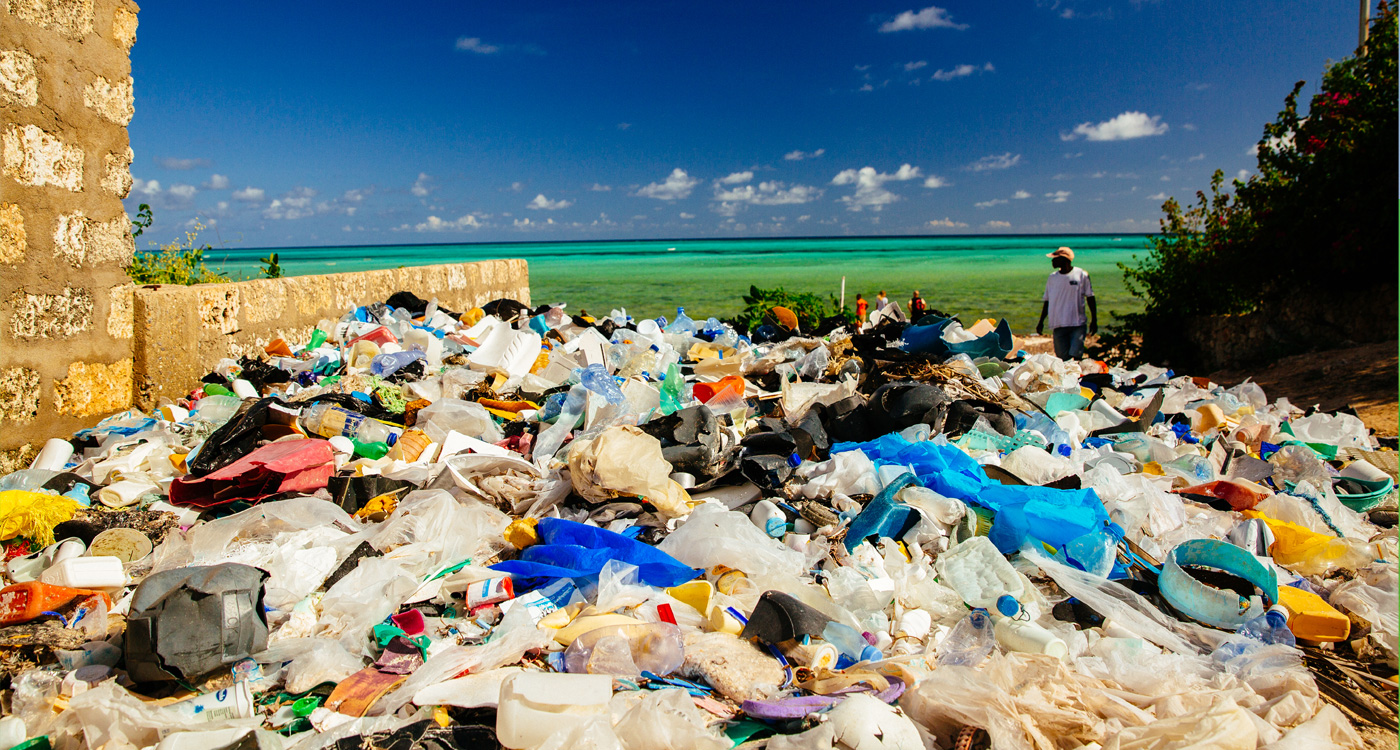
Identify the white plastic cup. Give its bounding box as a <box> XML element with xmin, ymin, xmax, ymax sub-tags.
<box><xmin>30</xmin><ymin>438</ymin><xmax>75</xmax><ymax>472</ymax></box>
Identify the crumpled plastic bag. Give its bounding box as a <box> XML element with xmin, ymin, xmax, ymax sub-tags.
<box><xmin>1330</xmin><ymin>563</ymin><xmax>1399</xmax><ymax>662</ymax></box>
<box><xmin>429</xmin><ymin>453</ymin><xmax>548</xmax><ymax>513</ymax></box>
<box><xmin>316</xmin><ymin>556</ymin><xmax>419</xmax><ymax>656</ymax></box>
<box><xmin>611</xmin><ymin>688</ymin><xmax>729</xmax><ymax>750</ymax></box>
<box><xmin>1100</xmin><ymin>694</ymin><xmax>1258</xmax><ymax>750</ymax></box>
<box><xmin>255</xmin><ymin>637</ymin><xmax>365</xmax><ymax>693</ymax></box>
<box><xmin>795</xmin><ymin>449</ymin><xmax>881</xmax><ymax>499</ymax></box>
<box><xmin>568</xmin><ymin>426</ymin><xmax>691</xmax><ymax>518</ymax></box>
<box><xmin>170</xmin><ymin>439</ymin><xmax>335</xmax><ymax>508</ymax></box>
<box><xmin>658</xmin><ymin>501</ymin><xmax>807</xmax><ymax>580</ymax></box>
<box><xmin>1287</xmin><ymin>412</ymin><xmax>1373</xmax><ymax>449</ymax></box>
<box><xmin>492</xmin><ymin>517</ymin><xmax>700</xmax><ymax>589</ymax></box>
<box><xmin>368</xmin><ymin>489</ymin><xmax>511</xmax><ymax>579</ymax></box>
<box><xmin>1261</xmin><ymin>704</ymin><xmax>1362</xmax><ymax>749</ymax></box>
<box><xmin>53</xmin><ymin>681</ymin><xmax>263</xmax><ymax>750</ymax></box>
<box><xmin>415</xmin><ymin>399</ymin><xmax>505</xmax><ymax>444</ymax></box>
<box><xmin>1000</xmin><ymin>445</ymin><xmax>1076</xmax><ymax>485</ymax></box>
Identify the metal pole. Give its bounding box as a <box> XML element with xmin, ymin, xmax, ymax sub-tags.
<box><xmin>840</xmin><ymin>276</ymin><xmax>846</xmax><ymax>310</ymax></box>
<box><xmin>1360</xmin><ymin>0</ymin><xmax>1370</xmax><ymax>54</ymax></box>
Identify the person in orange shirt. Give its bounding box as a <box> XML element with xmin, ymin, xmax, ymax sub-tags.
<box><xmin>855</xmin><ymin>293</ymin><xmax>868</xmax><ymax>322</ymax></box>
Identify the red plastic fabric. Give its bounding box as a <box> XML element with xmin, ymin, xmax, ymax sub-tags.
<box><xmin>169</xmin><ymin>439</ymin><xmax>335</xmax><ymax>507</ymax></box>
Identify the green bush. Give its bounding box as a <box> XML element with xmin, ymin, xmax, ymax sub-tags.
<box><xmin>734</xmin><ymin>285</ymin><xmax>853</xmax><ymax>334</ymax></box>
<box><xmin>1097</xmin><ymin>4</ymin><xmax>1397</xmax><ymax>365</ymax></box>
<box><xmin>126</xmin><ymin>218</ymin><xmax>229</xmax><ymax>286</ymax></box>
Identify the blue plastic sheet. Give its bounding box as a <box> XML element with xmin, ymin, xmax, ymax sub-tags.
<box><xmin>898</xmin><ymin>316</ymin><xmax>1014</xmax><ymax>359</ymax></box>
<box><xmin>833</xmin><ymin>433</ymin><xmax>988</xmax><ymax>502</ymax></box>
<box><xmin>491</xmin><ymin>518</ymin><xmax>700</xmax><ymax>589</ymax></box>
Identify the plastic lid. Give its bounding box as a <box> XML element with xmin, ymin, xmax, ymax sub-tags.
<box><xmin>787</xmin><ymin>452</ymin><xmax>802</xmax><ymax>468</ymax></box>
<box><xmin>1266</xmin><ymin>605</ymin><xmax>1289</xmax><ymax>625</ymax></box>
<box><xmin>995</xmin><ymin>595</ymin><xmax>1021</xmax><ymax>618</ymax></box>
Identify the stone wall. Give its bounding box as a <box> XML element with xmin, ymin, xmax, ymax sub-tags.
<box><xmin>130</xmin><ymin>259</ymin><xmax>530</xmax><ymax>409</ymax></box>
<box><xmin>1</xmin><ymin>0</ymin><xmax>140</xmax><ymax>471</ymax></box>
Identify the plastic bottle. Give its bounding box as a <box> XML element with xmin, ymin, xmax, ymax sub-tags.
<box><xmin>301</xmin><ymin>403</ymin><xmax>403</xmax><ymax>446</ymax></box>
<box><xmin>822</xmin><ymin>621</ymin><xmax>883</xmax><ymax>667</ymax></box>
<box><xmin>659</xmin><ymin>362</ymin><xmax>684</xmax><ymax>414</ymax></box>
<box><xmin>1238</xmin><ymin>605</ymin><xmax>1297</xmax><ymax>647</ymax></box>
<box><xmin>937</xmin><ymin>608</ymin><xmax>995</xmax><ymax>667</ymax></box>
<box><xmin>369</xmin><ymin>350</ymin><xmax>425</xmax><ymax>377</ymax></box>
<box><xmin>992</xmin><ymin>596</ymin><xmax>1068</xmax><ymax>658</ymax></box>
<box><xmin>664</xmin><ymin>307</ymin><xmax>695</xmax><ymax>335</ymax></box>
<box><xmin>617</xmin><ymin>345</ymin><xmax>660</xmax><ymax>380</ymax></box>
<box><xmin>533</xmin><ymin>384</ymin><xmax>586</xmax><ymax>464</ymax></box>
<box><xmin>579</xmin><ymin>364</ymin><xmax>626</xmax><ymax>405</ymax></box>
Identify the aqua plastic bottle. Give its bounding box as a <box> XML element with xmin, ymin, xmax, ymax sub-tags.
<box><xmin>659</xmin><ymin>363</ymin><xmax>684</xmax><ymax>415</ymax></box>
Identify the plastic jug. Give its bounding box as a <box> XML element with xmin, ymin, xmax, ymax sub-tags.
<box><xmin>992</xmin><ymin>596</ymin><xmax>1067</xmax><ymax>658</ymax></box>
<box><xmin>562</xmin><ymin>622</ymin><xmax>685</xmax><ymax>676</ymax></box>
<box><xmin>40</xmin><ymin>557</ymin><xmax>126</xmax><ymax>589</ymax></box>
<box><xmin>1276</xmin><ymin>585</ymin><xmax>1350</xmax><ymax>642</ymax></box>
<box><xmin>496</xmin><ymin>672</ymin><xmax>613</xmax><ymax>749</ymax></box>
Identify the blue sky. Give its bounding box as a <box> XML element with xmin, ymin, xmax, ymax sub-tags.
<box><xmin>126</xmin><ymin>1</ymin><xmax>1365</xmax><ymax>247</ymax></box>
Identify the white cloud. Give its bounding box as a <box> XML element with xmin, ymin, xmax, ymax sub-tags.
<box><xmin>132</xmin><ymin>178</ymin><xmax>161</xmax><ymax>196</ymax></box>
<box><xmin>411</xmin><ymin>173</ymin><xmax>434</xmax><ymax>197</ymax></box>
<box><xmin>1090</xmin><ymin>171</ymin><xmax>1107</xmax><ymax>178</ymax></box>
<box><xmin>589</xmin><ymin>183</ymin><xmax>612</xmax><ymax>192</ymax></box>
<box><xmin>507</xmin><ymin>181</ymin><xmax>525</xmax><ymax>193</ymax></box>
<box><xmin>342</xmin><ymin>188</ymin><xmax>369</xmax><ymax>202</ymax></box>
<box><xmin>904</xmin><ymin>60</ymin><xmax>928</xmax><ymax>71</ymax></box>
<box><xmin>975</xmin><ymin>198</ymin><xmax>1007</xmax><ymax>208</ymax></box>
<box><xmin>719</xmin><ymin>171</ymin><xmax>753</xmax><ymax>185</ymax></box>
<box><xmin>1160</xmin><ymin>175</ymin><xmax>1170</xmax><ymax>181</ymax></box>
<box><xmin>931</xmin><ymin>62</ymin><xmax>994</xmax><ymax>81</ymax></box>
<box><xmin>264</xmin><ymin>186</ymin><xmax>318</xmax><ymax>220</ymax></box>
<box><xmin>923</xmin><ymin>175</ymin><xmax>949</xmax><ymax>188</ymax></box>
<box><xmin>634</xmin><ymin>168</ymin><xmax>700</xmax><ymax>200</ymax></box>
<box><xmin>966</xmin><ymin>152</ymin><xmax>1022</xmax><ymax>172</ymax></box>
<box><xmin>679</xmin><ymin>212</ymin><xmax>695</xmax><ymax>219</ymax></box>
<box><xmin>616</xmin><ymin>122</ymin><xmax>631</xmax><ymax>131</ymax></box>
<box><xmin>858</xmin><ymin>83</ymin><xmax>875</xmax><ymax>92</ymax></box>
<box><xmin>1045</xmin><ymin>190</ymin><xmax>1071</xmax><ymax>203</ymax></box>
<box><xmin>928</xmin><ymin>217</ymin><xmax>968</xmax><ymax>228</ymax></box>
<box><xmin>168</xmin><ymin>183</ymin><xmax>197</xmax><ymax>199</ymax></box>
<box><xmin>854</xmin><ymin>64</ymin><xmax>871</xmax><ymax>71</ymax></box>
<box><xmin>830</xmin><ymin>164</ymin><xmax>921</xmax><ymax>211</ymax></box>
<box><xmin>204</xmin><ymin>174</ymin><xmax>229</xmax><ymax>189</ymax></box>
<box><xmin>713</xmin><ymin>180</ymin><xmax>822</xmax><ymax>207</ymax></box>
<box><xmin>527</xmin><ymin>193</ymin><xmax>573</xmax><ymax>210</ymax></box>
<box><xmin>455</xmin><ymin>37</ymin><xmax>500</xmax><ymax>54</ymax></box>
<box><xmin>783</xmin><ymin>148</ymin><xmax>826</xmax><ymax>161</ymax></box>
<box><xmin>1012</xmin><ymin>190</ymin><xmax>1031</xmax><ymax>199</ymax></box>
<box><xmin>985</xmin><ymin>220</ymin><xmax>1012</xmax><ymax>228</ymax></box>
<box><xmin>1235</xmin><ymin>169</ymin><xmax>1250</xmax><ymax>181</ymax></box>
<box><xmin>1188</xmin><ymin>153</ymin><xmax>1206</xmax><ymax>162</ymax></box>
<box><xmin>1181</xmin><ymin>123</ymin><xmax>1198</xmax><ymax>131</ymax></box>
<box><xmin>1250</xmin><ymin>133</ymin><xmax>1294</xmax><ymax>156</ymax></box>
<box><xmin>880</xmin><ymin>5</ymin><xmax>968</xmax><ymax>32</ymax></box>
<box><xmin>415</xmin><ymin>214</ymin><xmax>484</xmax><ymax>232</ymax></box>
<box><xmin>1063</xmin><ymin>111</ymin><xmax>1168</xmax><ymax>141</ymax></box>
<box><xmin>232</xmin><ymin>186</ymin><xmax>265</xmax><ymax>202</ymax></box>
<box><xmin>1147</xmin><ymin>192</ymin><xmax>1168</xmax><ymax>200</ymax></box>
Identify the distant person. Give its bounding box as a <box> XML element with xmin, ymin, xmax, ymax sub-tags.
<box><xmin>855</xmin><ymin>293</ymin><xmax>868</xmax><ymax>321</ymax></box>
<box><xmin>876</xmin><ymin>290</ymin><xmax>889</xmax><ymax>310</ymax></box>
<box><xmin>909</xmin><ymin>290</ymin><xmax>927</xmax><ymax>319</ymax></box>
<box><xmin>1035</xmin><ymin>246</ymin><xmax>1097</xmax><ymax>360</ymax></box>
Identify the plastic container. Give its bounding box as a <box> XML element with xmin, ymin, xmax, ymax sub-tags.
<box><xmin>1276</xmin><ymin>585</ymin><xmax>1350</xmax><ymax>642</ymax></box>
<box><xmin>29</xmin><ymin>438</ymin><xmax>74</xmax><ymax>472</ymax></box>
<box><xmin>1237</xmin><ymin>605</ymin><xmax>1297</xmax><ymax>647</ymax></box>
<box><xmin>168</xmin><ymin>681</ymin><xmax>254</xmax><ymax>722</ymax></box>
<box><xmin>749</xmin><ymin>499</ymin><xmax>787</xmax><ymax>538</ymax></box>
<box><xmin>301</xmin><ymin>402</ymin><xmax>402</xmax><ymax>446</ymax></box>
<box><xmin>496</xmin><ymin>672</ymin><xmax>613</xmax><ymax>749</ymax></box>
<box><xmin>40</xmin><ymin>557</ymin><xmax>126</xmax><ymax>589</ymax></box>
<box><xmin>0</xmin><ymin>582</ymin><xmax>111</xmax><ymax>626</ymax></box>
<box><xmin>0</xmin><ymin>716</ymin><xmax>25</xmax><ymax>749</ymax></box>
<box><xmin>934</xmin><ymin>536</ymin><xmax>1030</xmax><ymax>611</ymax></box>
<box><xmin>87</xmin><ymin>528</ymin><xmax>153</xmax><ymax>564</ymax></box>
<box><xmin>937</xmin><ymin>608</ymin><xmax>995</xmax><ymax>667</ymax></box>
<box><xmin>230</xmin><ymin>379</ymin><xmax>258</xmax><ymax>399</ymax></box>
<box><xmin>562</xmin><ymin>622</ymin><xmax>685</xmax><ymax>676</ymax></box>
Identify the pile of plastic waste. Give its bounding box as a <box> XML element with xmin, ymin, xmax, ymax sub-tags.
<box><xmin>0</xmin><ymin>292</ymin><xmax>1395</xmax><ymax>750</ymax></box>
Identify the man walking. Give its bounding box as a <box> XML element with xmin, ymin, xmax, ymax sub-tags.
<box><xmin>1035</xmin><ymin>247</ymin><xmax>1097</xmax><ymax>360</ymax></box>
<box><xmin>909</xmin><ymin>290</ymin><xmax>927</xmax><ymax>320</ymax></box>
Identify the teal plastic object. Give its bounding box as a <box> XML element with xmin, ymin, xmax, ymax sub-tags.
<box><xmin>1159</xmin><ymin>539</ymin><xmax>1279</xmax><ymax>630</ymax></box>
<box><xmin>1044</xmin><ymin>391</ymin><xmax>1091</xmax><ymax>417</ymax></box>
<box><xmin>844</xmin><ymin>472</ymin><xmax>921</xmax><ymax>551</ymax></box>
<box><xmin>898</xmin><ymin>316</ymin><xmax>1014</xmax><ymax>360</ymax></box>
<box><xmin>956</xmin><ymin>428</ymin><xmax>1048</xmax><ymax>454</ymax></box>
<box><xmin>1334</xmin><ymin>475</ymin><xmax>1394</xmax><ymax>513</ymax></box>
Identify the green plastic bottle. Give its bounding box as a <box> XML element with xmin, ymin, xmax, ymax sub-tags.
<box><xmin>660</xmin><ymin>362</ymin><xmax>684</xmax><ymax>415</ymax></box>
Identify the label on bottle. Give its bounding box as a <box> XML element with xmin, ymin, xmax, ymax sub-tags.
<box><xmin>314</xmin><ymin>406</ymin><xmax>366</xmax><ymax>439</ymax></box>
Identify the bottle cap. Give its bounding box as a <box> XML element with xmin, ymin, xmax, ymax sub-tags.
<box><xmin>995</xmin><ymin>595</ymin><xmax>1020</xmax><ymax>618</ymax></box>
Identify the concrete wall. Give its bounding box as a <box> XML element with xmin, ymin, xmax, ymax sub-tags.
<box><xmin>130</xmin><ymin>259</ymin><xmax>530</xmax><ymax>409</ymax></box>
<box><xmin>1</xmin><ymin>0</ymin><xmax>140</xmax><ymax>471</ymax></box>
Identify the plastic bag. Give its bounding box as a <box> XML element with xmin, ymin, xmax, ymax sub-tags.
<box><xmin>567</xmin><ymin>426</ymin><xmax>691</xmax><ymax>519</ymax></box>
<box><xmin>1100</xmin><ymin>695</ymin><xmax>1258</xmax><ymax>750</ymax></box>
<box><xmin>492</xmin><ymin>517</ymin><xmax>699</xmax><ymax>589</ymax></box>
<box><xmin>316</xmin><ymin>556</ymin><xmax>419</xmax><ymax>656</ymax></box>
<box><xmin>1000</xmin><ymin>445</ymin><xmax>1076</xmax><ymax>485</ymax></box>
<box><xmin>1329</xmin><ymin>563</ymin><xmax>1399</xmax><ymax>660</ymax></box>
<box><xmin>415</xmin><ymin>399</ymin><xmax>504</xmax><ymax>444</ymax></box>
<box><xmin>256</xmin><ymin>637</ymin><xmax>365</xmax><ymax>693</ymax></box>
<box><xmin>657</xmin><ymin>501</ymin><xmax>807</xmax><ymax>580</ymax></box>
<box><xmin>612</xmin><ymin>689</ymin><xmax>729</xmax><ymax>750</ymax></box>
<box><xmin>1287</xmin><ymin>412</ymin><xmax>1373</xmax><ymax>449</ymax></box>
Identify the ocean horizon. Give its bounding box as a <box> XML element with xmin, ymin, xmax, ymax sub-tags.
<box><xmin>206</xmin><ymin>233</ymin><xmax>1152</xmax><ymax>331</ymax></box>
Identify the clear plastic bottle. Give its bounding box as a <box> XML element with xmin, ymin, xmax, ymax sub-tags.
<box><xmin>302</xmin><ymin>402</ymin><xmax>403</xmax><ymax>446</ymax></box>
<box><xmin>1238</xmin><ymin>605</ymin><xmax>1297</xmax><ymax>647</ymax></box>
<box><xmin>533</xmin><ymin>384</ymin><xmax>586</xmax><ymax>464</ymax></box>
<box><xmin>617</xmin><ymin>345</ymin><xmax>660</xmax><ymax>380</ymax></box>
<box><xmin>664</xmin><ymin>307</ymin><xmax>695</xmax><ymax>335</ymax></box>
<box><xmin>822</xmin><ymin>621</ymin><xmax>883</xmax><ymax>666</ymax></box>
<box><xmin>936</xmin><ymin>608</ymin><xmax>995</xmax><ymax>667</ymax></box>
<box><xmin>579</xmin><ymin>364</ymin><xmax>626</xmax><ymax>405</ymax></box>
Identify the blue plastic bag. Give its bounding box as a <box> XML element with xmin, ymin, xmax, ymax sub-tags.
<box><xmin>833</xmin><ymin>433</ymin><xmax>989</xmax><ymax>502</ymax></box>
<box><xmin>491</xmin><ymin>518</ymin><xmax>700</xmax><ymax>590</ymax></box>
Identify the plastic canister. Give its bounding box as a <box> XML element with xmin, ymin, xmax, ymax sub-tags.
<box><xmin>1276</xmin><ymin>585</ymin><xmax>1350</xmax><ymax>642</ymax></box>
<box><xmin>749</xmin><ymin>500</ymin><xmax>787</xmax><ymax>538</ymax></box>
<box><xmin>496</xmin><ymin>672</ymin><xmax>613</xmax><ymax>749</ymax></box>
<box><xmin>87</xmin><ymin>528</ymin><xmax>153</xmax><ymax>564</ymax></box>
<box><xmin>230</xmin><ymin>379</ymin><xmax>259</xmax><ymax>400</ymax></box>
<box><xmin>40</xmin><ymin>557</ymin><xmax>126</xmax><ymax>589</ymax></box>
<box><xmin>167</xmin><ymin>681</ymin><xmax>254</xmax><ymax>722</ymax></box>
<box><xmin>30</xmin><ymin>438</ymin><xmax>75</xmax><ymax>472</ymax></box>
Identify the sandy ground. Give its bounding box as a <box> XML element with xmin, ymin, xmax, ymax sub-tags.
<box><xmin>1208</xmin><ymin>341</ymin><xmax>1399</xmax><ymax>437</ymax></box>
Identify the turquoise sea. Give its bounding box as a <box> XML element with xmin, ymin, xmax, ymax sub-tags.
<box><xmin>210</xmin><ymin>235</ymin><xmax>1150</xmax><ymax>332</ymax></box>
